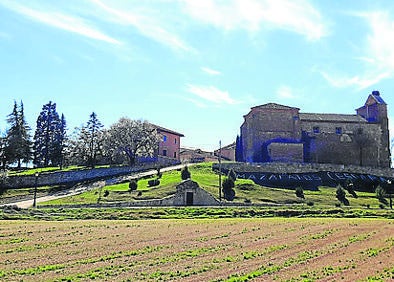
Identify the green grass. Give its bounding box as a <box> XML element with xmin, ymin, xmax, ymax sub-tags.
<box><xmin>7</xmin><ymin>165</ymin><xmax>111</xmax><ymax>176</ymax></box>
<box><xmin>3</xmin><ymin>162</ymin><xmax>392</xmax><ymax>211</ymax></box>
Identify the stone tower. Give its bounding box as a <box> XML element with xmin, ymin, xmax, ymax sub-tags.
<box><xmin>356</xmin><ymin>90</ymin><xmax>391</xmax><ymax>167</ymax></box>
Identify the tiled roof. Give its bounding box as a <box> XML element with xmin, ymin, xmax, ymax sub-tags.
<box><xmin>299</xmin><ymin>113</ymin><xmax>367</xmax><ymax>123</ymax></box>
<box><xmin>371</xmin><ymin>92</ymin><xmax>387</xmax><ymax>104</ymax></box>
<box><xmin>251</xmin><ymin>103</ymin><xmax>299</xmax><ymax>111</ymax></box>
<box><xmin>153</xmin><ymin>124</ymin><xmax>184</xmax><ymax>137</ymax></box>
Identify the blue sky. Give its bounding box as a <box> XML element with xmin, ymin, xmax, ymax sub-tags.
<box><xmin>1</xmin><ymin>0</ymin><xmax>394</xmax><ymax>152</ymax></box>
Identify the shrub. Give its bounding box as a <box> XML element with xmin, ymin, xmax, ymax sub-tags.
<box><xmin>375</xmin><ymin>186</ymin><xmax>388</xmax><ymax>205</ymax></box>
<box><xmin>148</xmin><ymin>179</ymin><xmax>160</xmax><ymax>187</ymax></box>
<box><xmin>227</xmin><ymin>169</ymin><xmax>237</xmax><ymax>181</ymax></box>
<box><xmin>129</xmin><ymin>180</ymin><xmax>138</xmax><ymax>191</ymax></box>
<box><xmin>222</xmin><ymin>177</ymin><xmax>235</xmax><ymax>201</ymax></box>
<box><xmin>306</xmin><ymin>201</ymin><xmax>314</xmax><ymax>206</ymax></box>
<box><xmin>336</xmin><ymin>185</ymin><xmax>349</xmax><ymax>206</ymax></box>
<box><xmin>222</xmin><ymin>177</ymin><xmax>235</xmax><ymax>190</ymax></box>
<box><xmin>345</xmin><ymin>181</ymin><xmax>358</xmax><ymax>198</ymax></box>
<box><xmin>181</xmin><ymin>166</ymin><xmax>191</xmax><ymax>180</ymax></box>
<box><xmin>295</xmin><ymin>187</ymin><xmax>305</xmax><ymax>199</ymax></box>
<box><xmin>103</xmin><ymin>190</ymin><xmax>109</xmax><ymax>197</ymax></box>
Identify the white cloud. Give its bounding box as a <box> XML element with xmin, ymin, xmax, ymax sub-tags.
<box><xmin>180</xmin><ymin>0</ymin><xmax>328</xmax><ymax>40</ymax></box>
<box><xmin>186</xmin><ymin>84</ymin><xmax>237</xmax><ymax>105</ymax></box>
<box><xmin>0</xmin><ymin>1</ymin><xmax>121</xmax><ymax>45</ymax></box>
<box><xmin>201</xmin><ymin>67</ymin><xmax>221</xmax><ymax>76</ymax></box>
<box><xmin>90</xmin><ymin>0</ymin><xmax>193</xmax><ymax>52</ymax></box>
<box><xmin>321</xmin><ymin>11</ymin><xmax>394</xmax><ymax>90</ymax></box>
<box><xmin>277</xmin><ymin>85</ymin><xmax>295</xmax><ymax>99</ymax></box>
<box><xmin>320</xmin><ymin>71</ymin><xmax>391</xmax><ymax>91</ymax></box>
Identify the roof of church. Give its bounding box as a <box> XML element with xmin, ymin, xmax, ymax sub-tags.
<box><xmin>299</xmin><ymin>113</ymin><xmax>367</xmax><ymax>123</ymax></box>
<box><xmin>369</xmin><ymin>90</ymin><xmax>386</xmax><ymax>105</ymax></box>
<box><xmin>251</xmin><ymin>103</ymin><xmax>300</xmax><ymax>111</ymax></box>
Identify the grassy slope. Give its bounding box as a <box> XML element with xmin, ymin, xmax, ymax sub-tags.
<box><xmin>40</xmin><ymin>162</ymin><xmax>387</xmax><ymax>210</ymax></box>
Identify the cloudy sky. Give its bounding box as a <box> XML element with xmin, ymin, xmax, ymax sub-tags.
<box><xmin>1</xmin><ymin>0</ymin><xmax>394</xmax><ymax>151</ymax></box>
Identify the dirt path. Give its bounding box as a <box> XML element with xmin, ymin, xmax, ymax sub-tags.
<box><xmin>1</xmin><ymin>164</ymin><xmax>187</xmax><ymax>209</ymax></box>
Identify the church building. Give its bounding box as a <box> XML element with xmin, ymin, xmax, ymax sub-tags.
<box><xmin>237</xmin><ymin>91</ymin><xmax>391</xmax><ymax>168</ymax></box>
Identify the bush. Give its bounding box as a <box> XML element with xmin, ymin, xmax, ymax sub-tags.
<box><xmin>129</xmin><ymin>180</ymin><xmax>138</xmax><ymax>191</ymax></box>
<box><xmin>295</xmin><ymin>187</ymin><xmax>305</xmax><ymax>199</ymax></box>
<box><xmin>227</xmin><ymin>169</ymin><xmax>237</xmax><ymax>181</ymax></box>
<box><xmin>222</xmin><ymin>177</ymin><xmax>235</xmax><ymax>190</ymax></box>
<box><xmin>376</xmin><ymin>186</ymin><xmax>388</xmax><ymax>205</ymax></box>
<box><xmin>336</xmin><ymin>185</ymin><xmax>349</xmax><ymax>206</ymax></box>
<box><xmin>103</xmin><ymin>190</ymin><xmax>109</xmax><ymax>197</ymax></box>
<box><xmin>181</xmin><ymin>166</ymin><xmax>191</xmax><ymax>180</ymax></box>
<box><xmin>148</xmin><ymin>179</ymin><xmax>160</xmax><ymax>187</ymax></box>
<box><xmin>345</xmin><ymin>181</ymin><xmax>358</xmax><ymax>198</ymax></box>
<box><xmin>222</xmin><ymin>177</ymin><xmax>235</xmax><ymax>201</ymax></box>
<box><xmin>306</xmin><ymin>201</ymin><xmax>314</xmax><ymax>206</ymax></box>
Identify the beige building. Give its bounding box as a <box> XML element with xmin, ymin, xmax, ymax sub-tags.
<box><xmin>238</xmin><ymin>91</ymin><xmax>391</xmax><ymax>168</ymax></box>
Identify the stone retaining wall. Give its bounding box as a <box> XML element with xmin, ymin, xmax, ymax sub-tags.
<box><xmin>2</xmin><ymin>158</ymin><xmax>180</xmax><ymax>189</ymax></box>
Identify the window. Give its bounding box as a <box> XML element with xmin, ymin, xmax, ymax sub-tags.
<box><xmin>163</xmin><ymin>135</ymin><xmax>167</xmax><ymax>142</ymax></box>
<box><xmin>313</xmin><ymin>126</ymin><xmax>320</xmax><ymax>134</ymax></box>
<box><xmin>336</xmin><ymin>127</ymin><xmax>342</xmax><ymax>135</ymax></box>
<box><xmin>173</xmin><ymin>152</ymin><xmax>177</xmax><ymax>158</ymax></box>
<box><xmin>174</xmin><ymin>138</ymin><xmax>177</xmax><ymax>144</ymax></box>
<box><xmin>162</xmin><ymin>149</ymin><xmax>167</xmax><ymax>156</ymax></box>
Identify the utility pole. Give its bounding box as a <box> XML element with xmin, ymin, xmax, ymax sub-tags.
<box><xmin>219</xmin><ymin>140</ymin><xmax>222</xmax><ymax>202</ymax></box>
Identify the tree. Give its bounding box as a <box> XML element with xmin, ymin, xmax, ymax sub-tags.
<box><xmin>227</xmin><ymin>168</ymin><xmax>237</xmax><ymax>181</ymax></box>
<box><xmin>68</xmin><ymin>113</ymin><xmax>104</xmax><ymax>167</ymax></box>
<box><xmin>0</xmin><ymin>135</ymin><xmax>6</xmax><ymax>169</ymax></box>
<box><xmin>5</xmin><ymin>101</ymin><xmax>32</xmax><ymax>168</ymax></box>
<box><xmin>33</xmin><ymin>101</ymin><xmax>66</xmax><ymax>167</ymax></box>
<box><xmin>181</xmin><ymin>166</ymin><xmax>191</xmax><ymax>180</ymax></box>
<box><xmin>222</xmin><ymin>177</ymin><xmax>235</xmax><ymax>201</ymax></box>
<box><xmin>51</xmin><ymin>114</ymin><xmax>67</xmax><ymax>169</ymax></box>
<box><xmin>86</xmin><ymin>112</ymin><xmax>103</xmax><ymax>168</ymax></box>
<box><xmin>235</xmin><ymin>135</ymin><xmax>243</xmax><ymax>162</ymax></box>
<box><xmin>375</xmin><ymin>186</ymin><xmax>388</xmax><ymax>206</ymax></box>
<box><xmin>104</xmin><ymin>118</ymin><xmax>160</xmax><ymax>166</ymax></box>
<box><xmin>336</xmin><ymin>185</ymin><xmax>349</xmax><ymax>206</ymax></box>
<box><xmin>295</xmin><ymin>187</ymin><xmax>305</xmax><ymax>199</ymax></box>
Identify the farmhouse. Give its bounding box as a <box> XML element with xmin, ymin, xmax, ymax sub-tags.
<box><xmin>155</xmin><ymin>125</ymin><xmax>184</xmax><ymax>161</ymax></box>
<box><xmin>238</xmin><ymin>91</ymin><xmax>391</xmax><ymax>168</ymax></box>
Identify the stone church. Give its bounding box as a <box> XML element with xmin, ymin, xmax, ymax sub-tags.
<box><xmin>237</xmin><ymin>91</ymin><xmax>391</xmax><ymax>168</ymax></box>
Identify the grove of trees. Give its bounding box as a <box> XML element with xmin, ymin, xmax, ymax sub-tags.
<box><xmin>1</xmin><ymin>101</ymin><xmax>162</xmax><ymax>170</ymax></box>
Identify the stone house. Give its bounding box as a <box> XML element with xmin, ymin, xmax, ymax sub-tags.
<box><xmin>154</xmin><ymin>125</ymin><xmax>184</xmax><ymax>161</ymax></box>
<box><xmin>238</xmin><ymin>91</ymin><xmax>390</xmax><ymax>168</ymax></box>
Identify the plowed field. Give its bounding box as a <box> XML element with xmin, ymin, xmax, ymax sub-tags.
<box><xmin>1</xmin><ymin>218</ymin><xmax>393</xmax><ymax>281</ymax></box>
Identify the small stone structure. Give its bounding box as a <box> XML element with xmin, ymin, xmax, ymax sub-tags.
<box><xmin>172</xmin><ymin>179</ymin><xmax>219</xmax><ymax>206</ymax></box>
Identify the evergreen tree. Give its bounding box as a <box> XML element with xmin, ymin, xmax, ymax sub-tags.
<box><xmin>0</xmin><ymin>134</ymin><xmax>6</xmax><ymax>170</ymax></box>
<box><xmin>51</xmin><ymin>114</ymin><xmax>67</xmax><ymax>168</ymax></box>
<box><xmin>86</xmin><ymin>112</ymin><xmax>103</xmax><ymax>168</ymax></box>
<box><xmin>5</xmin><ymin>101</ymin><xmax>32</xmax><ymax>168</ymax></box>
<box><xmin>235</xmin><ymin>135</ymin><xmax>243</xmax><ymax>162</ymax></box>
<box><xmin>33</xmin><ymin>101</ymin><xmax>65</xmax><ymax>167</ymax></box>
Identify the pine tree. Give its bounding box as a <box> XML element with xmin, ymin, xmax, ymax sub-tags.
<box><xmin>33</xmin><ymin>101</ymin><xmax>65</xmax><ymax>167</ymax></box>
<box><xmin>5</xmin><ymin>101</ymin><xmax>32</xmax><ymax>168</ymax></box>
<box><xmin>86</xmin><ymin>112</ymin><xmax>103</xmax><ymax>168</ymax></box>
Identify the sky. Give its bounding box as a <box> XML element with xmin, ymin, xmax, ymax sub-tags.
<box><xmin>1</xmin><ymin>0</ymin><xmax>394</xmax><ymax>152</ymax></box>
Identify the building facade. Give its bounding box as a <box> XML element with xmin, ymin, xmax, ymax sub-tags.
<box><xmin>238</xmin><ymin>91</ymin><xmax>391</xmax><ymax>168</ymax></box>
<box><xmin>155</xmin><ymin>125</ymin><xmax>184</xmax><ymax>161</ymax></box>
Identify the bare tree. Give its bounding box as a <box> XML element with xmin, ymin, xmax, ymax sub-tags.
<box><xmin>104</xmin><ymin>118</ymin><xmax>160</xmax><ymax>166</ymax></box>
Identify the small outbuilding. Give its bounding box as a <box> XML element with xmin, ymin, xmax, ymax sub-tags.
<box><xmin>172</xmin><ymin>179</ymin><xmax>219</xmax><ymax>206</ymax></box>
